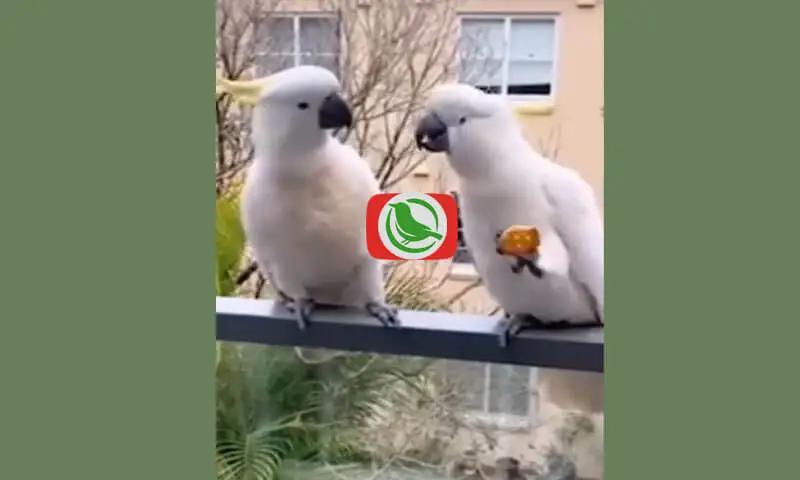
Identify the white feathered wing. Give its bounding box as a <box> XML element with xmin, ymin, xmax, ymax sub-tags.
<box><xmin>540</xmin><ymin>161</ymin><xmax>604</xmax><ymax>322</ymax></box>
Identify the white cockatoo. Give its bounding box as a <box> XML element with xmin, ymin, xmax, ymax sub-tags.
<box><xmin>217</xmin><ymin>66</ymin><xmax>398</xmax><ymax>330</ymax></box>
<box><xmin>414</xmin><ymin>83</ymin><xmax>603</xmax><ymax>346</ymax></box>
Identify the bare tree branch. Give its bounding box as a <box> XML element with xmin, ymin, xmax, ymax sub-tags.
<box><xmin>215</xmin><ymin>0</ymin><xmax>284</xmax><ymax>194</ymax></box>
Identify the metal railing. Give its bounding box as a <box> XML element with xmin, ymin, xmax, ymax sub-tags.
<box><xmin>216</xmin><ymin>296</ymin><xmax>604</xmax><ymax>372</ymax></box>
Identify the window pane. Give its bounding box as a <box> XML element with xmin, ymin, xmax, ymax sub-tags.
<box><xmin>488</xmin><ymin>364</ymin><xmax>531</xmax><ymax>416</ymax></box>
<box><xmin>508</xmin><ymin>19</ymin><xmax>555</xmax><ymax>96</ymax></box>
<box><xmin>509</xmin><ymin>19</ymin><xmax>555</xmax><ymax>62</ymax></box>
<box><xmin>299</xmin><ymin>17</ymin><xmax>339</xmax><ymax>55</ymax></box>
<box><xmin>257</xmin><ymin>17</ymin><xmax>294</xmax><ymax>55</ymax></box>
<box><xmin>255</xmin><ymin>54</ymin><xmax>295</xmax><ymax>76</ymax></box>
<box><xmin>460</xmin><ymin>58</ymin><xmax>503</xmax><ymax>94</ymax></box>
<box><xmin>507</xmin><ymin>60</ymin><xmax>552</xmax><ymax>95</ymax></box>
<box><xmin>442</xmin><ymin>360</ymin><xmax>485</xmax><ymax>411</ymax></box>
<box><xmin>459</xmin><ymin>19</ymin><xmax>504</xmax><ymax>94</ymax></box>
<box><xmin>460</xmin><ymin>19</ymin><xmax>505</xmax><ymax>58</ymax></box>
<box><xmin>299</xmin><ymin>53</ymin><xmax>340</xmax><ymax>77</ymax></box>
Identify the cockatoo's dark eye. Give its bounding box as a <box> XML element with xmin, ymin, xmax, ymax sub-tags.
<box><xmin>458</xmin><ymin>117</ymin><xmax>467</xmax><ymax>125</ymax></box>
<box><xmin>297</xmin><ymin>102</ymin><xmax>309</xmax><ymax>110</ymax></box>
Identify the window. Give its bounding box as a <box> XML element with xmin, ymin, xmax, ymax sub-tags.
<box><xmin>256</xmin><ymin>15</ymin><xmax>341</xmax><ymax>77</ymax></box>
<box><xmin>459</xmin><ymin>16</ymin><xmax>557</xmax><ymax>98</ymax></box>
<box><xmin>444</xmin><ymin>360</ymin><xmax>536</xmax><ymax>422</ymax></box>
<box><xmin>451</xmin><ymin>191</ymin><xmax>472</xmax><ymax>264</ymax></box>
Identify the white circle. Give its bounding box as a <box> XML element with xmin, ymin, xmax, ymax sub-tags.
<box><xmin>377</xmin><ymin>193</ymin><xmax>448</xmax><ymax>260</ymax></box>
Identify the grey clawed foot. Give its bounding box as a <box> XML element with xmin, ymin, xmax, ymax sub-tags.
<box><xmin>365</xmin><ymin>301</ymin><xmax>400</xmax><ymax>328</ymax></box>
<box><xmin>497</xmin><ymin>314</ymin><xmax>599</xmax><ymax>346</ymax></box>
<box><xmin>275</xmin><ymin>289</ymin><xmax>295</xmax><ymax>308</ymax></box>
<box><xmin>294</xmin><ymin>297</ymin><xmax>317</xmax><ymax>331</ymax></box>
<box><xmin>282</xmin><ymin>296</ymin><xmax>316</xmax><ymax>331</ymax></box>
<box><xmin>497</xmin><ymin>314</ymin><xmax>527</xmax><ymax>348</ymax></box>
<box><xmin>496</xmin><ymin>314</ymin><xmax>549</xmax><ymax>348</ymax></box>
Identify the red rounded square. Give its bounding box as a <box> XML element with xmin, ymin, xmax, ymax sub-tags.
<box><xmin>366</xmin><ymin>193</ymin><xmax>459</xmax><ymax>261</ymax></box>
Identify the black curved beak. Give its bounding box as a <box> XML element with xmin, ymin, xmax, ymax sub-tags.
<box><xmin>415</xmin><ymin>112</ymin><xmax>450</xmax><ymax>153</ymax></box>
<box><xmin>318</xmin><ymin>93</ymin><xmax>353</xmax><ymax>130</ymax></box>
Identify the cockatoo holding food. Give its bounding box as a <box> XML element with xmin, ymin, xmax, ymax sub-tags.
<box><xmin>414</xmin><ymin>83</ymin><xmax>603</xmax><ymax>346</ymax></box>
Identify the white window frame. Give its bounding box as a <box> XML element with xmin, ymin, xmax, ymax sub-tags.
<box><xmin>445</xmin><ymin>360</ymin><xmax>538</xmax><ymax>431</ymax></box>
<box><xmin>255</xmin><ymin>13</ymin><xmax>341</xmax><ymax>74</ymax></box>
<box><xmin>458</xmin><ymin>14</ymin><xmax>560</xmax><ymax>104</ymax></box>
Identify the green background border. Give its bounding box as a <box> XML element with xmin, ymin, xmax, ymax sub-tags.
<box><xmin>608</xmin><ymin>1</ymin><xmax>800</xmax><ymax>479</ymax></box>
<box><xmin>0</xmin><ymin>0</ymin><xmax>798</xmax><ymax>478</ymax></box>
<box><xmin>0</xmin><ymin>0</ymin><xmax>212</xmax><ymax>478</ymax></box>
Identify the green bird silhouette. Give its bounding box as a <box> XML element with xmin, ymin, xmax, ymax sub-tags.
<box><xmin>389</xmin><ymin>201</ymin><xmax>443</xmax><ymax>245</ymax></box>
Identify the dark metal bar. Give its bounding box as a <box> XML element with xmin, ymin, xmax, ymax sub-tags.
<box><xmin>216</xmin><ymin>297</ymin><xmax>604</xmax><ymax>372</ymax></box>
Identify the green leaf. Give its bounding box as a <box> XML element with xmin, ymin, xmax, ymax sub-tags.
<box><xmin>216</xmin><ymin>182</ymin><xmax>246</xmax><ymax>297</ymax></box>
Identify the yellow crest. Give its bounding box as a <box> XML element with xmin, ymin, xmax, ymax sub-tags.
<box><xmin>215</xmin><ymin>77</ymin><xmax>273</xmax><ymax>106</ymax></box>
